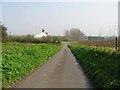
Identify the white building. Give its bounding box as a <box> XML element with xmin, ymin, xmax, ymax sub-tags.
<box><xmin>34</xmin><ymin>29</ymin><xmax>48</xmax><ymax>38</ymax></box>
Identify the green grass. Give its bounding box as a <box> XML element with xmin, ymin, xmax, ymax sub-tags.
<box><xmin>2</xmin><ymin>43</ymin><xmax>61</xmax><ymax>88</ymax></box>
<box><xmin>68</xmin><ymin>44</ymin><xmax>120</xmax><ymax>88</ymax></box>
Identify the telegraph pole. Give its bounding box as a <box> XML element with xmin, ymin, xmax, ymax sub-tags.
<box><xmin>115</xmin><ymin>37</ymin><xmax>118</xmax><ymax>50</ymax></box>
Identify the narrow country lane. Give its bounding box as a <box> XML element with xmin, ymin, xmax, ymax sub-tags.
<box><xmin>11</xmin><ymin>44</ymin><xmax>92</xmax><ymax>88</ymax></box>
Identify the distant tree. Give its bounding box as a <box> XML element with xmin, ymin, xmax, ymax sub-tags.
<box><xmin>52</xmin><ymin>36</ymin><xmax>61</xmax><ymax>43</ymax></box>
<box><xmin>64</xmin><ymin>30</ymin><xmax>71</xmax><ymax>41</ymax></box>
<box><xmin>70</xmin><ymin>28</ymin><xmax>87</xmax><ymax>41</ymax></box>
<box><xmin>24</xmin><ymin>34</ymin><xmax>34</xmax><ymax>43</ymax></box>
<box><xmin>0</xmin><ymin>23</ymin><xmax>8</xmax><ymax>42</ymax></box>
<box><xmin>64</xmin><ymin>28</ymin><xmax>87</xmax><ymax>41</ymax></box>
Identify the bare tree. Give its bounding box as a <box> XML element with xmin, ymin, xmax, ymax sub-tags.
<box><xmin>64</xmin><ymin>29</ymin><xmax>70</xmax><ymax>41</ymax></box>
<box><xmin>0</xmin><ymin>23</ymin><xmax>8</xmax><ymax>42</ymax></box>
<box><xmin>64</xmin><ymin>28</ymin><xmax>87</xmax><ymax>41</ymax></box>
<box><xmin>70</xmin><ymin>28</ymin><xmax>87</xmax><ymax>41</ymax></box>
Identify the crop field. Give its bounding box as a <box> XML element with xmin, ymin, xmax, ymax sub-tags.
<box><xmin>2</xmin><ymin>43</ymin><xmax>61</xmax><ymax>88</ymax></box>
<box><xmin>68</xmin><ymin>44</ymin><xmax>120</xmax><ymax>88</ymax></box>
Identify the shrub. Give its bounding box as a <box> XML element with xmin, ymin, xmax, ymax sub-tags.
<box><xmin>69</xmin><ymin>44</ymin><xmax>120</xmax><ymax>88</ymax></box>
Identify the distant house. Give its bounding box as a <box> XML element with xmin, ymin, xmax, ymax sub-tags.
<box><xmin>34</xmin><ymin>29</ymin><xmax>48</xmax><ymax>38</ymax></box>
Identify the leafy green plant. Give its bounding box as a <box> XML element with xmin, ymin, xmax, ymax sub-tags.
<box><xmin>2</xmin><ymin>43</ymin><xmax>61</xmax><ymax>88</ymax></box>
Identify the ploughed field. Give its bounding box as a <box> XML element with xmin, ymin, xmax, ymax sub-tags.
<box><xmin>2</xmin><ymin>43</ymin><xmax>61</xmax><ymax>88</ymax></box>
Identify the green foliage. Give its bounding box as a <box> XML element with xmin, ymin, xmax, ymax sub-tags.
<box><xmin>52</xmin><ymin>36</ymin><xmax>61</xmax><ymax>43</ymax></box>
<box><xmin>0</xmin><ymin>24</ymin><xmax>8</xmax><ymax>42</ymax></box>
<box><xmin>68</xmin><ymin>44</ymin><xmax>120</xmax><ymax>88</ymax></box>
<box><xmin>2</xmin><ymin>43</ymin><xmax>61</xmax><ymax>88</ymax></box>
<box><xmin>6</xmin><ymin>35</ymin><xmax>61</xmax><ymax>44</ymax></box>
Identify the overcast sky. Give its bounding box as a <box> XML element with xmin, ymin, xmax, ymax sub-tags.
<box><xmin>1</xmin><ymin>0</ymin><xmax>119</xmax><ymax>36</ymax></box>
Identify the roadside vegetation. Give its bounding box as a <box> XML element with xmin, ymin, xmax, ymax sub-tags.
<box><xmin>3</xmin><ymin>35</ymin><xmax>61</xmax><ymax>44</ymax></box>
<box><xmin>1</xmin><ymin>23</ymin><xmax>120</xmax><ymax>88</ymax></box>
<box><xmin>2</xmin><ymin>43</ymin><xmax>61</xmax><ymax>88</ymax></box>
<box><xmin>68</xmin><ymin>44</ymin><xmax>120</xmax><ymax>88</ymax></box>
<box><xmin>1</xmin><ymin>23</ymin><xmax>62</xmax><ymax>88</ymax></box>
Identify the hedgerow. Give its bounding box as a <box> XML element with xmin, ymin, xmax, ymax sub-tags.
<box><xmin>68</xmin><ymin>44</ymin><xmax>120</xmax><ymax>88</ymax></box>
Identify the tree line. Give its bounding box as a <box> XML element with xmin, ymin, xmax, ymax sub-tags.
<box><xmin>0</xmin><ymin>23</ymin><xmax>8</xmax><ymax>42</ymax></box>
<box><xmin>64</xmin><ymin>28</ymin><xmax>87</xmax><ymax>41</ymax></box>
<box><xmin>0</xmin><ymin>23</ymin><xmax>61</xmax><ymax>44</ymax></box>
<box><xmin>1</xmin><ymin>23</ymin><xmax>120</xmax><ymax>49</ymax></box>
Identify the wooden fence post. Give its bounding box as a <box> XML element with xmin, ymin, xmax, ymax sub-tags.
<box><xmin>118</xmin><ymin>36</ymin><xmax>120</xmax><ymax>49</ymax></box>
<box><xmin>115</xmin><ymin>37</ymin><xmax>118</xmax><ymax>50</ymax></box>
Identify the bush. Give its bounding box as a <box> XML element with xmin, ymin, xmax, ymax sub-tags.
<box><xmin>68</xmin><ymin>44</ymin><xmax>120</xmax><ymax>88</ymax></box>
<box><xmin>6</xmin><ymin>35</ymin><xmax>61</xmax><ymax>44</ymax></box>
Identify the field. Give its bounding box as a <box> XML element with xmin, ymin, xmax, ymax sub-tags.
<box><xmin>2</xmin><ymin>43</ymin><xmax>61</xmax><ymax>88</ymax></box>
<box><xmin>68</xmin><ymin>44</ymin><xmax>120</xmax><ymax>88</ymax></box>
<box><xmin>76</xmin><ymin>40</ymin><xmax>117</xmax><ymax>49</ymax></box>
